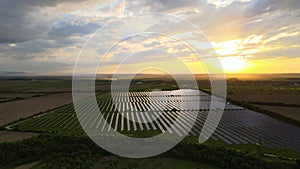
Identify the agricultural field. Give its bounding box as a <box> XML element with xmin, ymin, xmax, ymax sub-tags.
<box><xmin>0</xmin><ymin>78</ymin><xmax>72</xmax><ymax>93</ymax></box>
<box><xmin>1</xmin><ymin>76</ymin><xmax>300</xmax><ymax>169</ymax></box>
<box><xmin>9</xmin><ymin>89</ymin><xmax>300</xmax><ymax>154</ymax></box>
<box><xmin>0</xmin><ymin>93</ymin><xmax>46</xmax><ymax>103</ymax></box>
<box><xmin>0</xmin><ymin>93</ymin><xmax>72</xmax><ymax>126</ymax></box>
<box><xmin>229</xmin><ymin>95</ymin><xmax>300</xmax><ymax>105</ymax></box>
<box><xmin>0</xmin><ymin>131</ymin><xmax>39</xmax><ymax>143</ymax></box>
<box><xmin>228</xmin><ymin>94</ymin><xmax>300</xmax><ymax>121</ymax></box>
<box><xmin>253</xmin><ymin>105</ymin><xmax>300</xmax><ymax>121</ymax></box>
<box><xmin>224</xmin><ymin>77</ymin><xmax>300</xmax><ymax>122</ymax></box>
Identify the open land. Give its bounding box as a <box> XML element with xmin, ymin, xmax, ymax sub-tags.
<box><xmin>0</xmin><ymin>93</ymin><xmax>72</xmax><ymax>126</ymax></box>
<box><xmin>0</xmin><ymin>131</ymin><xmax>38</xmax><ymax>143</ymax></box>
<box><xmin>228</xmin><ymin>94</ymin><xmax>300</xmax><ymax>105</ymax></box>
<box><xmin>254</xmin><ymin>105</ymin><xmax>300</xmax><ymax>121</ymax></box>
<box><xmin>0</xmin><ymin>93</ymin><xmax>41</xmax><ymax>99</ymax></box>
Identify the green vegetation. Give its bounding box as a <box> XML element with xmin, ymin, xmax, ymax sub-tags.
<box><xmin>166</xmin><ymin>141</ymin><xmax>299</xmax><ymax>169</ymax></box>
<box><xmin>0</xmin><ymin>134</ymin><xmax>299</xmax><ymax>169</ymax></box>
<box><xmin>248</xmin><ymin>102</ymin><xmax>300</xmax><ymax>107</ymax></box>
<box><xmin>0</xmin><ymin>79</ymin><xmax>72</xmax><ymax>93</ymax></box>
<box><xmin>11</xmin><ymin>104</ymin><xmax>81</xmax><ymax>134</ymax></box>
<box><xmin>92</xmin><ymin>157</ymin><xmax>219</xmax><ymax>169</ymax></box>
<box><xmin>129</xmin><ymin>79</ymin><xmax>179</xmax><ymax>91</ymax></box>
<box><xmin>0</xmin><ymin>134</ymin><xmax>103</xmax><ymax>169</ymax></box>
<box><xmin>2</xmin><ymin>76</ymin><xmax>300</xmax><ymax>169</ymax></box>
<box><xmin>225</xmin><ymin>79</ymin><xmax>300</xmax><ymax>95</ymax></box>
<box><xmin>202</xmin><ymin>139</ymin><xmax>300</xmax><ymax>159</ymax></box>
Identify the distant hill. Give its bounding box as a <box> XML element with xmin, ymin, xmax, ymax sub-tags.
<box><xmin>0</xmin><ymin>71</ymin><xmax>31</xmax><ymax>76</ymax></box>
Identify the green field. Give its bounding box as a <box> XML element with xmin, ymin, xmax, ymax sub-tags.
<box><xmin>11</xmin><ymin>103</ymin><xmax>80</xmax><ymax>134</ymax></box>
<box><xmin>90</xmin><ymin>157</ymin><xmax>219</xmax><ymax>169</ymax></box>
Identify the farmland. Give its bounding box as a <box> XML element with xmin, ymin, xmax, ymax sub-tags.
<box><xmin>0</xmin><ymin>93</ymin><xmax>73</xmax><ymax>126</ymax></box>
<box><xmin>0</xmin><ymin>78</ymin><xmax>72</xmax><ymax>93</ymax></box>
<box><xmin>0</xmin><ymin>131</ymin><xmax>38</xmax><ymax>143</ymax></box>
<box><xmin>228</xmin><ymin>94</ymin><xmax>300</xmax><ymax>121</ymax></box>
<box><xmin>10</xmin><ymin>89</ymin><xmax>300</xmax><ymax>154</ymax></box>
<box><xmin>1</xmin><ymin>75</ymin><xmax>300</xmax><ymax>169</ymax></box>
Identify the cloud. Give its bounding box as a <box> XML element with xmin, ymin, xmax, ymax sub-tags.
<box><xmin>125</xmin><ymin>0</ymin><xmax>205</xmax><ymax>13</ymax></box>
<box><xmin>251</xmin><ymin>46</ymin><xmax>300</xmax><ymax>59</ymax></box>
<box><xmin>0</xmin><ymin>61</ymin><xmax>72</xmax><ymax>73</ymax></box>
<box><xmin>0</xmin><ymin>0</ymin><xmax>102</xmax><ymax>43</ymax></box>
<box><xmin>0</xmin><ymin>0</ymin><xmax>82</xmax><ymax>8</ymax></box>
<box><xmin>246</xmin><ymin>0</ymin><xmax>300</xmax><ymax>17</ymax></box>
<box><xmin>49</xmin><ymin>15</ymin><xmax>102</xmax><ymax>37</ymax></box>
<box><xmin>0</xmin><ymin>38</ymin><xmax>67</xmax><ymax>61</ymax></box>
<box><xmin>0</xmin><ymin>0</ymin><xmax>71</xmax><ymax>43</ymax></box>
<box><xmin>0</xmin><ymin>0</ymin><xmax>299</xmax><ymax>73</ymax></box>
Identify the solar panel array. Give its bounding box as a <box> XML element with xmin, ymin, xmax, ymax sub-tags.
<box><xmin>15</xmin><ymin>90</ymin><xmax>300</xmax><ymax>153</ymax></box>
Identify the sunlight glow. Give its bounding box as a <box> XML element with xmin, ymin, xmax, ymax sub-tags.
<box><xmin>213</xmin><ymin>40</ymin><xmax>240</xmax><ymax>56</ymax></box>
<box><xmin>220</xmin><ymin>57</ymin><xmax>250</xmax><ymax>73</ymax></box>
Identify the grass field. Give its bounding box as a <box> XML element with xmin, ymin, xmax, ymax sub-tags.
<box><xmin>0</xmin><ymin>79</ymin><xmax>71</xmax><ymax>93</ymax></box>
<box><xmin>91</xmin><ymin>157</ymin><xmax>219</xmax><ymax>169</ymax></box>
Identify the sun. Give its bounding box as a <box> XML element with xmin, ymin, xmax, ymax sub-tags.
<box><xmin>220</xmin><ymin>57</ymin><xmax>250</xmax><ymax>73</ymax></box>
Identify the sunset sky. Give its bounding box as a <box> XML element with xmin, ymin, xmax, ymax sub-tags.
<box><xmin>0</xmin><ymin>0</ymin><xmax>299</xmax><ymax>75</ymax></box>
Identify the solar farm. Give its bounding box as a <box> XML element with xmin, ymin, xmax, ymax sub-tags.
<box><xmin>10</xmin><ymin>89</ymin><xmax>300</xmax><ymax>153</ymax></box>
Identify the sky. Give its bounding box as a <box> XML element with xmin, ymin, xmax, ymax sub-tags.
<box><xmin>0</xmin><ymin>0</ymin><xmax>299</xmax><ymax>75</ymax></box>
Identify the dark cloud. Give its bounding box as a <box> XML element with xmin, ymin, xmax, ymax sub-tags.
<box><xmin>0</xmin><ymin>39</ymin><xmax>64</xmax><ymax>60</ymax></box>
<box><xmin>0</xmin><ymin>0</ymin><xmax>83</xmax><ymax>43</ymax></box>
<box><xmin>11</xmin><ymin>55</ymin><xmax>37</xmax><ymax>61</ymax></box>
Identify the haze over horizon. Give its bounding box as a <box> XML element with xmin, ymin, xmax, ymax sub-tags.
<box><xmin>0</xmin><ymin>0</ymin><xmax>299</xmax><ymax>75</ymax></box>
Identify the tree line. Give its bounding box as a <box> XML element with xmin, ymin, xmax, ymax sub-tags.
<box><xmin>0</xmin><ymin>134</ymin><xmax>299</xmax><ymax>169</ymax></box>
